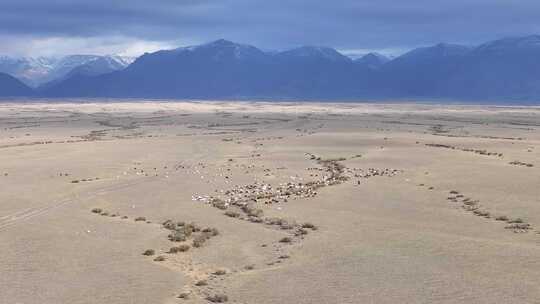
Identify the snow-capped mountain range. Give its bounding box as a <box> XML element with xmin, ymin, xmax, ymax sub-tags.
<box><xmin>0</xmin><ymin>55</ymin><xmax>134</xmax><ymax>87</ymax></box>
<box><xmin>3</xmin><ymin>35</ymin><xmax>540</xmax><ymax>103</ymax></box>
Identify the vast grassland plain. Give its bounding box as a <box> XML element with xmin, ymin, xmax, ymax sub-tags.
<box><xmin>1</xmin><ymin>101</ymin><xmax>539</xmax><ymax>304</ymax></box>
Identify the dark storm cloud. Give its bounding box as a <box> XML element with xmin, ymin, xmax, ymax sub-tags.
<box><xmin>1</xmin><ymin>0</ymin><xmax>540</xmax><ymax>54</ymax></box>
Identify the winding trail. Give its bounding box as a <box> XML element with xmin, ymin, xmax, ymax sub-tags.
<box><xmin>0</xmin><ymin>176</ymin><xmax>158</xmax><ymax>232</ymax></box>
<box><xmin>0</xmin><ymin>134</ymin><xmax>218</xmax><ymax>233</ymax></box>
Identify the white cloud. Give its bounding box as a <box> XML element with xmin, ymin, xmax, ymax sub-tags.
<box><xmin>117</xmin><ymin>40</ymin><xmax>177</xmax><ymax>57</ymax></box>
<box><xmin>0</xmin><ymin>34</ymin><xmax>186</xmax><ymax>57</ymax></box>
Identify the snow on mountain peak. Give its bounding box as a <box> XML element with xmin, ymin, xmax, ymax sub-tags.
<box><xmin>0</xmin><ymin>55</ymin><xmax>133</xmax><ymax>87</ymax></box>
<box><xmin>172</xmin><ymin>39</ymin><xmax>266</xmax><ymax>61</ymax></box>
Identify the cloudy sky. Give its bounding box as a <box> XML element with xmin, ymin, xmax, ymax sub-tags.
<box><xmin>1</xmin><ymin>0</ymin><xmax>539</xmax><ymax>57</ymax></box>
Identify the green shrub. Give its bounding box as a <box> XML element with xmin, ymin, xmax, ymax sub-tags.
<box><xmin>177</xmin><ymin>292</ymin><xmax>190</xmax><ymax>299</ymax></box>
<box><xmin>509</xmin><ymin>218</ymin><xmax>524</xmax><ymax>224</ymax></box>
<box><xmin>207</xmin><ymin>294</ymin><xmax>228</xmax><ymax>303</ymax></box>
<box><xmin>142</xmin><ymin>249</ymin><xmax>155</xmax><ymax>256</ymax></box>
<box><xmin>168</xmin><ymin>231</ymin><xmax>187</xmax><ymax>242</ymax></box>
<box><xmin>213</xmin><ymin>269</ymin><xmax>227</xmax><ymax>275</ymax></box>
<box><xmin>169</xmin><ymin>245</ymin><xmax>190</xmax><ymax>253</ymax></box>
<box><xmin>301</xmin><ymin>222</ymin><xmax>316</xmax><ymax>229</ymax></box>
<box><xmin>279</xmin><ymin>237</ymin><xmax>292</xmax><ymax>243</ymax></box>
<box><xmin>224</xmin><ymin>211</ymin><xmax>240</xmax><ymax>218</ymax></box>
<box><xmin>202</xmin><ymin>227</ymin><xmax>219</xmax><ymax>236</ymax></box>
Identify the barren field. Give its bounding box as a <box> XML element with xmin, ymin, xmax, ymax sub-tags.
<box><xmin>1</xmin><ymin>101</ymin><xmax>539</xmax><ymax>304</ymax></box>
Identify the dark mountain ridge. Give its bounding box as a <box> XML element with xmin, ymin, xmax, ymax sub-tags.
<box><xmin>5</xmin><ymin>35</ymin><xmax>540</xmax><ymax>103</ymax></box>
<box><xmin>0</xmin><ymin>73</ymin><xmax>33</xmax><ymax>97</ymax></box>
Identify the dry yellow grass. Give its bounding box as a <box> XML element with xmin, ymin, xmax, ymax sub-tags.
<box><xmin>1</xmin><ymin>101</ymin><xmax>539</xmax><ymax>304</ymax></box>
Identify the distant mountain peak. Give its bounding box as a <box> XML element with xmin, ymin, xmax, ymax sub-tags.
<box><xmin>363</xmin><ymin>52</ymin><xmax>387</xmax><ymax>59</ymax></box>
<box><xmin>0</xmin><ymin>55</ymin><xmax>133</xmax><ymax>87</ymax></box>
<box><xmin>25</xmin><ymin>35</ymin><xmax>540</xmax><ymax>102</ymax></box>
<box><xmin>179</xmin><ymin>39</ymin><xmax>255</xmax><ymax>51</ymax></box>
<box><xmin>400</xmin><ymin>42</ymin><xmax>471</xmax><ymax>60</ymax></box>
<box><xmin>361</xmin><ymin>52</ymin><xmax>389</xmax><ymax>62</ymax></box>
<box><xmin>172</xmin><ymin>39</ymin><xmax>266</xmax><ymax>61</ymax></box>
<box><xmin>64</xmin><ymin>56</ymin><xmax>134</xmax><ymax>79</ymax></box>
<box><xmin>205</xmin><ymin>39</ymin><xmax>238</xmax><ymax>47</ymax></box>
<box><xmin>355</xmin><ymin>52</ymin><xmax>389</xmax><ymax>69</ymax></box>
<box><xmin>476</xmin><ymin>35</ymin><xmax>540</xmax><ymax>53</ymax></box>
<box><xmin>279</xmin><ymin>46</ymin><xmax>350</xmax><ymax>62</ymax></box>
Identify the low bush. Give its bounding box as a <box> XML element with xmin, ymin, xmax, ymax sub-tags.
<box><xmin>207</xmin><ymin>294</ymin><xmax>228</xmax><ymax>303</ymax></box>
<box><xmin>169</xmin><ymin>245</ymin><xmax>190</xmax><ymax>253</ymax></box>
<box><xmin>279</xmin><ymin>237</ymin><xmax>292</xmax><ymax>243</ymax></box>
<box><xmin>301</xmin><ymin>222</ymin><xmax>316</xmax><ymax>229</ymax></box>
<box><xmin>213</xmin><ymin>269</ymin><xmax>227</xmax><ymax>275</ymax></box>
<box><xmin>142</xmin><ymin>249</ymin><xmax>155</xmax><ymax>256</ymax></box>
<box><xmin>224</xmin><ymin>211</ymin><xmax>240</xmax><ymax>218</ymax></box>
<box><xmin>177</xmin><ymin>292</ymin><xmax>190</xmax><ymax>299</ymax></box>
<box><xmin>508</xmin><ymin>218</ymin><xmax>524</xmax><ymax>224</ymax></box>
<box><xmin>168</xmin><ymin>231</ymin><xmax>187</xmax><ymax>242</ymax></box>
<box><xmin>202</xmin><ymin>227</ymin><xmax>219</xmax><ymax>236</ymax></box>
